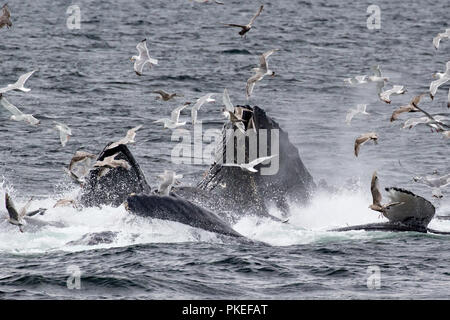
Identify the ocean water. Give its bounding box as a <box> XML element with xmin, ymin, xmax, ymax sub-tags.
<box><xmin>0</xmin><ymin>0</ymin><xmax>449</xmax><ymax>299</ymax></box>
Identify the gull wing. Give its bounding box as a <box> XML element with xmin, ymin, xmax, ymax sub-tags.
<box><xmin>15</xmin><ymin>70</ymin><xmax>36</xmax><ymax>89</ymax></box>
<box><xmin>126</xmin><ymin>125</ymin><xmax>142</xmax><ymax>139</ymax></box>
<box><xmin>345</xmin><ymin>108</ymin><xmax>358</xmax><ymax>125</ymax></box>
<box><xmin>370</xmin><ymin>172</ymin><xmax>382</xmax><ymax>206</ymax></box>
<box><xmin>171</xmin><ymin>103</ymin><xmax>188</xmax><ymax>123</ymax></box>
<box><xmin>19</xmin><ymin>198</ymin><xmax>34</xmax><ymax>218</ymax></box>
<box><xmin>372</xmin><ymin>65</ymin><xmax>382</xmax><ymax>77</ymax></box>
<box><xmin>246</xmin><ymin>73</ymin><xmax>263</xmax><ymax>98</ymax></box>
<box><xmin>223</xmin><ymin>88</ymin><xmax>234</xmax><ymax>112</ymax></box>
<box><xmin>0</xmin><ymin>96</ymin><xmax>24</xmax><ymax>116</ymax></box>
<box><xmin>247</xmin><ymin>5</ymin><xmax>264</xmax><ymax>27</ymax></box>
<box><xmin>259</xmin><ymin>49</ymin><xmax>278</xmax><ymax>70</ymax></box>
<box><xmin>223</xmin><ymin>23</ymin><xmax>247</xmax><ymax>29</ymax></box>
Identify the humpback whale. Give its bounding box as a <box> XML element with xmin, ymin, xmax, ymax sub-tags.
<box><xmin>331</xmin><ymin>187</ymin><xmax>440</xmax><ymax>234</ymax></box>
<box><xmin>76</xmin><ymin>105</ymin><xmax>315</xmax><ymax>236</ymax></box>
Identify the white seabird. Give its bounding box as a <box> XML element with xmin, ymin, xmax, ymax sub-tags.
<box><xmin>131</xmin><ymin>39</ymin><xmax>158</xmax><ymax>76</ymax></box>
<box><xmin>413</xmin><ymin>173</ymin><xmax>450</xmax><ymax>198</ymax></box>
<box><xmin>246</xmin><ymin>49</ymin><xmax>279</xmax><ymax>99</ymax></box>
<box><xmin>430</xmin><ymin>61</ymin><xmax>450</xmax><ymax>99</ymax></box>
<box><xmin>94</xmin><ymin>153</ymin><xmax>131</xmax><ymax>170</ymax></box>
<box><xmin>157</xmin><ymin>170</ymin><xmax>183</xmax><ymax>196</ymax></box>
<box><xmin>155</xmin><ymin>102</ymin><xmax>191</xmax><ymax>129</ymax></box>
<box><xmin>0</xmin><ymin>95</ymin><xmax>39</xmax><ymax>125</ymax></box>
<box><xmin>53</xmin><ymin>121</ymin><xmax>72</xmax><ymax>147</ymax></box>
<box><xmin>222</xmin><ymin>155</ymin><xmax>278</xmax><ymax>173</ymax></box>
<box><xmin>379</xmin><ymin>85</ymin><xmax>407</xmax><ymax>104</ymax></box>
<box><xmin>0</xmin><ymin>70</ymin><xmax>37</xmax><ymax>94</ymax></box>
<box><xmin>222</xmin><ymin>89</ymin><xmax>245</xmax><ymax>133</ymax></box>
<box><xmin>345</xmin><ymin>104</ymin><xmax>369</xmax><ymax>125</ymax></box>
<box><xmin>433</xmin><ymin>28</ymin><xmax>450</xmax><ymax>50</ymax></box>
<box><xmin>191</xmin><ymin>93</ymin><xmax>215</xmax><ymax>125</ymax></box>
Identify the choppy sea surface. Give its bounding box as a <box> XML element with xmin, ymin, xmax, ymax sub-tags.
<box><xmin>0</xmin><ymin>0</ymin><xmax>449</xmax><ymax>299</ymax></box>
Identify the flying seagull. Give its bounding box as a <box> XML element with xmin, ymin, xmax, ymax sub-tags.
<box><xmin>5</xmin><ymin>193</ymin><xmax>46</xmax><ymax>232</ymax></box>
<box><xmin>0</xmin><ymin>95</ymin><xmax>39</xmax><ymax>125</ymax></box>
<box><xmin>246</xmin><ymin>49</ymin><xmax>279</xmax><ymax>99</ymax></box>
<box><xmin>0</xmin><ymin>70</ymin><xmax>36</xmax><ymax>94</ymax></box>
<box><xmin>222</xmin><ymin>89</ymin><xmax>245</xmax><ymax>133</ymax></box>
<box><xmin>413</xmin><ymin>173</ymin><xmax>450</xmax><ymax>198</ymax></box>
<box><xmin>430</xmin><ymin>61</ymin><xmax>450</xmax><ymax>99</ymax></box>
<box><xmin>64</xmin><ymin>150</ymin><xmax>97</xmax><ymax>185</ymax></box>
<box><xmin>106</xmin><ymin>125</ymin><xmax>143</xmax><ymax>150</ymax></box>
<box><xmin>53</xmin><ymin>121</ymin><xmax>72</xmax><ymax>147</ymax></box>
<box><xmin>369</xmin><ymin>172</ymin><xmax>404</xmax><ymax>216</ymax></box>
<box><xmin>191</xmin><ymin>93</ymin><xmax>215</xmax><ymax>124</ymax></box>
<box><xmin>157</xmin><ymin>170</ymin><xmax>183</xmax><ymax>196</ymax></box>
<box><xmin>379</xmin><ymin>85</ymin><xmax>407</xmax><ymax>104</ymax></box>
<box><xmin>354</xmin><ymin>132</ymin><xmax>378</xmax><ymax>157</ymax></box>
<box><xmin>345</xmin><ymin>104</ymin><xmax>369</xmax><ymax>125</ymax></box>
<box><xmin>223</xmin><ymin>5</ymin><xmax>264</xmax><ymax>37</ymax></box>
<box><xmin>390</xmin><ymin>93</ymin><xmax>428</xmax><ymax>122</ymax></box>
<box><xmin>155</xmin><ymin>102</ymin><xmax>191</xmax><ymax>129</ymax></box>
<box><xmin>131</xmin><ymin>39</ymin><xmax>158</xmax><ymax>76</ymax></box>
<box><xmin>433</xmin><ymin>28</ymin><xmax>450</xmax><ymax>50</ymax></box>
<box><xmin>402</xmin><ymin>115</ymin><xmax>449</xmax><ymax>130</ymax></box>
<box><xmin>94</xmin><ymin>153</ymin><xmax>131</xmax><ymax>170</ymax></box>
<box><xmin>222</xmin><ymin>154</ymin><xmax>278</xmax><ymax>173</ymax></box>
<box><xmin>0</xmin><ymin>3</ymin><xmax>11</xmax><ymax>29</ymax></box>
<box><xmin>343</xmin><ymin>75</ymin><xmax>368</xmax><ymax>85</ymax></box>
<box><xmin>410</xmin><ymin>102</ymin><xmax>450</xmax><ymax>132</ymax></box>
<box><xmin>153</xmin><ymin>90</ymin><xmax>181</xmax><ymax>101</ymax></box>
<box><xmin>367</xmin><ymin>65</ymin><xmax>388</xmax><ymax>95</ymax></box>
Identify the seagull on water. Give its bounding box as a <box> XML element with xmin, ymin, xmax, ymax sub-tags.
<box><xmin>53</xmin><ymin>121</ymin><xmax>72</xmax><ymax>147</ymax></box>
<box><xmin>157</xmin><ymin>170</ymin><xmax>183</xmax><ymax>196</ymax></box>
<box><xmin>433</xmin><ymin>29</ymin><xmax>450</xmax><ymax>50</ymax></box>
<box><xmin>354</xmin><ymin>132</ymin><xmax>378</xmax><ymax>157</ymax></box>
<box><xmin>369</xmin><ymin>172</ymin><xmax>404</xmax><ymax>217</ymax></box>
<box><xmin>345</xmin><ymin>104</ymin><xmax>369</xmax><ymax>125</ymax></box>
<box><xmin>131</xmin><ymin>39</ymin><xmax>158</xmax><ymax>76</ymax></box>
<box><xmin>430</xmin><ymin>61</ymin><xmax>450</xmax><ymax>99</ymax></box>
<box><xmin>155</xmin><ymin>102</ymin><xmax>191</xmax><ymax>129</ymax></box>
<box><xmin>390</xmin><ymin>93</ymin><xmax>428</xmax><ymax>122</ymax></box>
<box><xmin>222</xmin><ymin>154</ymin><xmax>278</xmax><ymax>173</ymax></box>
<box><xmin>191</xmin><ymin>93</ymin><xmax>215</xmax><ymax>125</ymax></box>
<box><xmin>223</xmin><ymin>5</ymin><xmax>264</xmax><ymax>37</ymax></box>
<box><xmin>0</xmin><ymin>70</ymin><xmax>36</xmax><ymax>94</ymax></box>
<box><xmin>106</xmin><ymin>125</ymin><xmax>143</xmax><ymax>150</ymax></box>
<box><xmin>0</xmin><ymin>94</ymin><xmax>39</xmax><ymax>125</ymax></box>
<box><xmin>0</xmin><ymin>3</ymin><xmax>11</xmax><ymax>29</ymax></box>
<box><xmin>246</xmin><ymin>49</ymin><xmax>279</xmax><ymax>99</ymax></box>
<box><xmin>379</xmin><ymin>85</ymin><xmax>407</xmax><ymax>104</ymax></box>
<box><xmin>153</xmin><ymin>90</ymin><xmax>181</xmax><ymax>102</ymax></box>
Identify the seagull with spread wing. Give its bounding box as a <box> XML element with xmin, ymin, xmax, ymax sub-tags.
<box><xmin>106</xmin><ymin>125</ymin><xmax>143</xmax><ymax>150</ymax></box>
<box><xmin>155</xmin><ymin>102</ymin><xmax>191</xmax><ymax>129</ymax></box>
<box><xmin>379</xmin><ymin>85</ymin><xmax>407</xmax><ymax>104</ymax></box>
<box><xmin>0</xmin><ymin>70</ymin><xmax>36</xmax><ymax>94</ymax></box>
<box><xmin>433</xmin><ymin>28</ymin><xmax>450</xmax><ymax>50</ymax></box>
<box><xmin>390</xmin><ymin>93</ymin><xmax>428</xmax><ymax>122</ymax></box>
<box><xmin>5</xmin><ymin>193</ymin><xmax>46</xmax><ymax>232</ymax></box>
<box><xmin>369</xmin><ymin>172</ymin><xmax>404</xmax><ymax>216</ymax></box>
<box><xmin>191</xmin><ymin>93</ymin><xmax>215</xmax><ymax>124</ymax></box>
<box><xmin>131</xmin><ymin>39</ymin><xmax>158</xmax><ymax>76</ymax></box>
<box><xmin>246</xmin><ymin>49</ymin><xmax>279</xmax><ymax>99</ymax></box>
<box><xmin>223</xmin><ymin>5</ymin><xmax>264</xmax><ymax>37</ymax></box>
<box><xmin>430</xmin><ymin>61</ymin><xmax>450</xmax><ymax>99</ymax></box>
<box><xmin>0</xmin><ymin>94</ymin><xmax>39</xmax><ymax>125</ymax></box>
<box><xmin>354</xmin><ymin>132</ymin><xmax>378</xmax><ymax>157</ymax></box>
<box><xmin>222</xmin><ymin>155</ymin><xmax>278</xmax><ymax>173</ymax></box>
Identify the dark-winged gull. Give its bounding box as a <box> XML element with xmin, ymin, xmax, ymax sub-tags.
<box><xmin>354</xmin><ymin>132</ymin><xmax>378</xmax><ymax>157</ymax></box>
<box><xmin>5</xmin><ymin>193</ymin><xmax>46</xmax><ymax>232</ymax></box>
<box><xmin>0</xmin><ymin>3</ymin><xmax>11</xmax><ymax>29</ymax></box>
<box><xmin>153</xmin><ymin>90</ymin><xmax>181</xmax><ymax>101</ymax></box>
<box><xmin>223</xmin><ymin>5</ymin><xmax>263</xmax><ymax>37</ymax></box>
<box><xmin>369</xmin><ymin>172</ymin><xmax>404</xmax><ymax>216</ymax></box>
<box><xmin>390</xmin><ymin>93</ymin><xmax>428</xmax><ymax>122</ymax></box>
